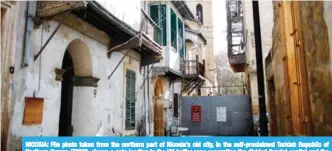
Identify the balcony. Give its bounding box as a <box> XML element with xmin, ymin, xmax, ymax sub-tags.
<box><xmin>141</xmin><ymin>9</ymin><xmax>162</xmax><ymax>46</ymax></box>
<box><xmin>180</xmin><ymin>59</ymin><xmax>205</xmax><ymax>95</ymax></box>
<box><xmin>226</xmin><ymin>0</ymin><xmax>246</xmax><ymax>72</ymax></box>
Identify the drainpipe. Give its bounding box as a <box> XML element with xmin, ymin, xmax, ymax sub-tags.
<box><xmin>23</xmin><ymin>1</ymin><xmax>37</xmax><ymax>68</ymax></box>
<box><xmin>144</xmin><ymin>66</ymin><xmax>150</xmax><ymax>136</ymax></box>
<box><xmin>252</xmin><ymin>1</ymin><xmax>268</xmax><ymax>136</ymax></box>
<box><xmin>147</xmin><ymin>65</ymin><xmax>152</xmax><ymax>136</ymax></box>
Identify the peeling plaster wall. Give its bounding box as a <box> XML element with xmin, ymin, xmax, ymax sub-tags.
<box><xmin>1</xmin><ymin>1</ymin><xmax>19</xmax><ymax>150</ymax></box>
<box><xmin>7</xmin><ymin>2</ymin><xmax>147</xmax><ymax>149</ymax></box>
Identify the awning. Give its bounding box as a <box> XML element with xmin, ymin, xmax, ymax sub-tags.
<box><xmin>152</xmin><ymin>67</ymin><xmax>184</xmax><ymax>79</ymax></box>
<box><xmin>71</xmin><ymin>1</ymin><xmax>163</xmax><ymax>65</ymax></box>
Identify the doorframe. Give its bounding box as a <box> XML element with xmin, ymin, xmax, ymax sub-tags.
<box><xmin>1</xmin><ymin>2</ymin><xmax>17</xmax><ymax>150</ymax></box>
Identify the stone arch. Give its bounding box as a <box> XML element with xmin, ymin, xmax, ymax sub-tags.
<box><xmin>59</xmin><ymin>39</ymin><xmax>95</xmax><ymax>136</ymax></box>
<box><xmin>153</xmin><ymin>77</ymin><xmax>165</xmax><ymax>136</ymax></box>
<box><xmin>154</xmin><ymin>78</ymin><xmax>164</xmax><ymax>97</ymax></box>
<box><xmin>66</xmin><ymin>39</ymin><xmax>93</xmax><ymax>76</ymax></box>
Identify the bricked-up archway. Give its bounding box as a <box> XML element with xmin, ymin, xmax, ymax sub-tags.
<box><xmin>59</xmin><ymin>39</ymin><xmax>94</xmax><ymax>136</ymax></box>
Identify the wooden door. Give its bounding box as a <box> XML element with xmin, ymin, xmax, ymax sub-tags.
<box><xmin>154</xmin><ymin>97</ymin><xmax>164</xmax><ymax>136</ymax></box>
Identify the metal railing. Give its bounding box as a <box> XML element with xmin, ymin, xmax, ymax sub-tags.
<box><xmin>200</xmin><ymin>85</ymin><xmax>247</xmax><ymax>96</ymax></box>
<box><xmin>181</xmin><ymin>59</ymin><xmax>205</xmax><ymax>77</ymax></box>
<box><xmin>141</xmin><ymin>9</ymin><xmax>162</xmax><ymax>45</ymax></box>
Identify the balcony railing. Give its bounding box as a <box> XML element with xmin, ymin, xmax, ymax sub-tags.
<box><xmin>181</xmin><ymin>59</ymin><xmax>205</xmax><ymax>77</ymax></box>
<box><xmin>226</xmin><ymin>0</ymin><xmax>246</xmax><ymax>72</ymax></box>
<box><xmin>141</xmin><ymin>9</ymin><xmax>162</xmax><ymax>45</ymax></box>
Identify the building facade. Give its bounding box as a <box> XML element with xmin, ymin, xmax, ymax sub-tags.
<box><xmin>142</xmin><ymin>1</ymin><xmax>195</xmax><ymax>136</ymax></box>
<box><xmin>185</xmin><ymin>0</ymin><xmax>218</xmax><ymax>91</ymax></box>
<box><xmin>1</xmin><ymin>1</ymin><xmax>163</xmax><ymax>150</ymax></box>
<box><xmin>181</xmin><ymin>19</ymin><xmax>215</xmax><ymax>96</ymax></box>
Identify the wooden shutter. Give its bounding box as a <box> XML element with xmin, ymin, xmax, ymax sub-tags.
<box><xmin>171</xmin><ymin>9</ymin><xmax>177</xmax><ymax>49</ymax></box>
<box><xmin>125</xmin><ymin>69</ymin><xmax>136</xmax><ymax>130</ymax></box>
<box><xmin>150</xmin><ymin>5</ymin><xmax>167</xmax><ymax>46</ymax></box>
<box><xmin>178</xmin><ymin>19</ymin><xmax>184</xmax><ymax>58</ymax></box>
<box><xmin>150</xmin><ymin>5</ymin><xmax>159</xmax><ymax>23</ymax></box>
<box><xmin>161</xmin><ymin>5</ymin><xmax>167</xmax><ymax>46</ymax></box>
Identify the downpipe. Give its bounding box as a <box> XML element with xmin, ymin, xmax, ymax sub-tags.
<box><xmin>23</xmin><ymin>1</ymin><xmax>37</xmax><ymax>68</ymax></box>
<box><xmin>252</xmin><ymin>1</ymin><xmax>269</xmax><ymax>136</ymax></box>
<box><xmin>144</xmin><ymin>66</ymin><xmax>150</xmax><ymax>136</ymax></box>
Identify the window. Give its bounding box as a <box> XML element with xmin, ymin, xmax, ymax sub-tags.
<box><xmin>196</xmin><ymin>4</ymin><xmax>203</xmax><ymax>24</ymax></box>
<box><xmin>171</xmin><ymin>9</ymin><xmax>177</xmax><ymax>49</ymax></box>
<box><xmin>173</xmin><ymin>93</ymin><xmax>179</xmax><ymax>117</ymax></box>
<box><xmin>197</xmin><ymin>87</ymin><xmax>201</xmax><ymax>96</ymax></box>
<box><xmin>178</xmin><ymin>18</ymin><xmax>185</xmax><ymax>58</ymax></box>
<box><xmin>150</xmin><ymin>5</ymin><xmax>167</xmax><ymax>46</ymax></box>
<box><xmin>125</xmin><ymin>69</ymin><xmax>136</xmax><ymax>130</ymax></box>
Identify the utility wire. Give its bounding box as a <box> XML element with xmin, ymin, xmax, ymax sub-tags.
<box><xmin>139</xmin><ymin>63</ymin><xmax>155</xmax><ymax>90</ymax></box>
<box><xmin>107</xmin><ymin>34</ymin><xmax>142</xmax><ymax>80</ymax></box>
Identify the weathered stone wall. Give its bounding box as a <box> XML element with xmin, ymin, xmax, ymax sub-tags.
<box><xmin>266</xmin><ymin>2</ymin><xmax>293</xmax><ymax>136</ymax></box>
<box><xmin>267</xmin><ymin>1</ymin><xmax>332</xmax><ymax>136</ymax></box>
<box><xmin>298</xmin><ymin>1</ymin><xmax>332</xmax><ymax>135</ymax></box>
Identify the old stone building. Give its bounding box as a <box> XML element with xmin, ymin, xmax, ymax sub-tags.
<box><xmin>265</xmin><ymin>1</ymin><xmax>332</xmax><ymax>136</ymax></box>
<box><xmin>142</xmin><ymin>1</ymin><xmax>195</xmax><ymax>136</ymax></box>
<box><xmin>185</xmin><ymin>0</ymin><xmax>218</xmax><ymax>91</ymax></box>
<box><xmin>1</xmin><ymin>1</ymin><xmax>163</xmax><ymax>150</ymax></box>
<box><xmin>182</xmin><ymin>19</ymin><xmax>215</xmax><ymax>96</ymax></box>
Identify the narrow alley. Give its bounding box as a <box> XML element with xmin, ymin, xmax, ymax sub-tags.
<box><xmin>1</xmin><ymin>0</ymin><xmax>332</xmax><ymax>150</ymax></box>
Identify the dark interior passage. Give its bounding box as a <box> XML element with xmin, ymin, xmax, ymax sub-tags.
<box><xmin>58</xmin><ymin>50</ymin><xmax>75</xmax><ymax>136</ymax></box>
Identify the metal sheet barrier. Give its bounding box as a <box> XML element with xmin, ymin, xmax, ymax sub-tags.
<box><xmin>180</xmin><ymin>95</ymin><xmax>252</xmax><ymax>136</ymax></box>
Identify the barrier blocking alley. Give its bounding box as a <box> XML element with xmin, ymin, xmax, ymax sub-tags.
<box><xmin>1</xmin><ymin>0</ymin><xmax>332</xmax><ymax>150</ymax></box>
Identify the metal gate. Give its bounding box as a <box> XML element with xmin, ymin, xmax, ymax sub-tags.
<box><xmin>180</xmin><ymin>95</ymin><xmax>252</xmax><ymax>136</ymax></box>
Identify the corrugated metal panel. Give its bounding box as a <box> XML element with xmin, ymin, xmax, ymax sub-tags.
<box><xmin>180</xmin><ymin>95</ymin><xmax>252</xmax><ymax>136</ymax></box>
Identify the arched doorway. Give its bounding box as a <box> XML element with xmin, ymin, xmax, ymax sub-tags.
<box><xmin>59</xmin><ymin>51</ymin><xmax>75</xmax><ymax>136</ymax></box>
<box><xmin>153</xmin><ymin>78</ymin><xmax>165</xmax><ymax>136</ymax></box>
<box><xmin>58</xmin><ymin>39</ymin><xmax>93</xmax><ymax>136</ymax></box>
